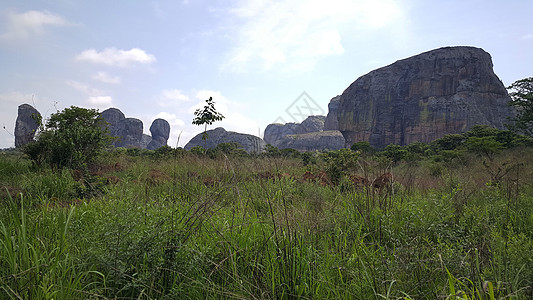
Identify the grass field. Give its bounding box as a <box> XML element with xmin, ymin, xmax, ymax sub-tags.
<box><xmin>1</xmin><ymin>147</ymin><xmax>532</xmax><ymax>299</ymax></box>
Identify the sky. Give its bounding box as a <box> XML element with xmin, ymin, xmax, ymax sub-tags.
<box><xmin>1</xmin><ymin>0</ymin><xmax>532</xmax><ymax>149</ymax></box>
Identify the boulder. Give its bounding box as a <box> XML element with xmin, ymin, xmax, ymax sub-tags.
<box><xmin>14</xmin><ymin>104</ymin><xmax>41</xmax><ymax>148</ymax></box>
<box><xmin>115</xmin><ymin>118</ymin><xmax>144</xmax><ymax>148</ymax></box>
<box><xmin>324</xmin><ymin>96</ymin><xmax>341</xmax><ymax>130</ymax></box>
<box><xmin>276</xmin><ymin>131</ymin><xmax>345</xmax><ymax>151</ymax></box>
<box><xmin>147</xmin><ymin>118</ymin><xmax>170</xmax><ymax>150</ymax></box>
<box><xmin>100</xmin><ymin>108</ymin><xmax>126</xmax><ymax>146</ymax></box>
<box><xmin>264</xmin><ymin>123</ymin><xmax>300</xmax><ymax>147</ymax></box>
<box><xmin>336</xmin><ymin>46</ymin><xmax>516</xmax><ymax>148</ymax></box>
<box><xmin>297</xmin><ymin>115</ymin><xmax>326</xmax><ymax>134</ymax></box>
<box><xmin>184</xmin><ymin>127</ymin><xmax>266</xmax><ymax>153</ymax></box>
<box><xmin>101</xmin><ymin>108</ymin><xmax>151</xmax><ymax>148</ymax></box>
<box><xmin>141</xmin><ymin>134</ymin><xmax>152</xmax><ymax>149</ymax></box>
<box><xmin>264</xmin><ymin>115</ymin><xmax>326</xmax><ymax>148</ymax></box>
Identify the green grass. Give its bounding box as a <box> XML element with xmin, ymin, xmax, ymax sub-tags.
<box><xmin>0</xmin><ymin>148</ymin><xmax>532</xmax><ymax>299</ymax></box>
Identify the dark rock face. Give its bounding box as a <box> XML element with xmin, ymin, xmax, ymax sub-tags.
<box><xmin>336</xmin><ymin>46</ymin><xmax>515</xmax><ymax>148</ymax></box>
<box><xmin>141</xmin><ymin>134</ymin><xmax>152</xmax><ymax>149</ymax></box>
<box><xmin>147</xmin><ymin>119</ymin><xmax>170</xmax><ymax>150</ymax></box>
<box><xmin>276</xmin><ymin>131</ymin><xmax>345</xmax><ymax>151</ymax></box>
<box><xmin>264</xmin><ymin>115</ymin><xmax>326</xmax><ymax>148</ymax></box>
<box><xmin>264</xmin><ymin>123</ymin><xmax>300</xmax><ymax>147</ymax></box>
<box><xmin>185</xmin><ymin>127</ymin><xmax>266</xmax><ymax>153</ymax></box>
<box><xmin>115</xmin><ymin>118</ymin><xmax>144</xmax><ymax>148</ymax></box>
<box><xmin>100</xmin><ymin>108</ymin><xmax>146</xmax><ymax>148</ymax></box>
<box><xmin>14</xmin><ymin>104</ymin><xmax>41</xmax><ymax>148</ymax></box>
<box><xmin>324</xmin><ymin>95</ymin><xmax>340</xmax><ymax>130</ymax></box>
<box><xmin>100</xmin><ymin>108</ymin><xmax>125</xmax><ymax>146</ymax></box>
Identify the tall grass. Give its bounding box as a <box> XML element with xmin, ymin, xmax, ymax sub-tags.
<box><xmin>0</xmin><ymin>148</ymin><xmax>532</xmax><ymax>298</ymax></box>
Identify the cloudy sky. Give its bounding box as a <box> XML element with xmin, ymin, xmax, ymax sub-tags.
<box><xmin>1</xmin><ymin>0</ymin><xmax>532</xmax><ymax>148</ymax></box>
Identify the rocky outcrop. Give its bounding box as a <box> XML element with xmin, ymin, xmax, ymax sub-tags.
<box><xmin>276</xmin><ymin>131</ymin><xmax>345</xmax><ymax>151</ymax></box>
<box><xmin>100</xmin><ymin>108</ymin><xmax>146</xmax><ymax>148</ymax></box>
<box><xmin>14</xmin><ymin>104</ymin><xmax>41</xmax><ymax>148</ymax></box>
<box><xmin>264</xmin><ymin>123</ymin><xmax>300</xmax><ymax>147</ymax></box>
<box><xmin>335</xmin><ymin>46</ymin><xmax>515</xmax><ymax>148</ymax></box>
<box><xmin>141</xmin><ymin>134</ymin><xmax>152</xmax><ymax>149</ymax></box>
<box><xmin>115</xmin><ymin>118</ymin><xmax>144</xmax><ymax>148</ymax></box>
<box><xmin>264</xmin><ymin>115</ymin><xmax>326</xmax><ymax>148</ymax></box>
<box><xmin>324</xmin><ymin>96</ymin><xmax>340</xmax><ymax>130</ymax></box>
<box><xmin>184</xmin><ymin>127</ymin><xmax>266</xmax><ymax>153</ymax></box>
<box><xmin>100</xmin><ymin>108</ymin><xmax>125</xmax><ymax>145</ymax></box>
<box><xmin>147</xmin><ymin>119</ymin><xmax>170</xmax><ymax>150</ymax></box>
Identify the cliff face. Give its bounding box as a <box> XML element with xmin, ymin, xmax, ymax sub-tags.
<box><xmin>336</xmin><ymin>46</ymin><xmax>515</xmax><ymax>148</ymax></box>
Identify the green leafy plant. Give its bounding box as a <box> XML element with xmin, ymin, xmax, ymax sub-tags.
<box><xmin>23</xmin><ymin>106</ymin><xmax>111</xmax><ymax>170</ymax></box>
<box><xmin>507</xmin><ymin>77</ymin><xmax>533</xmax><ymax>137</ymax></box>
<box><xmin>192</xmin><ymin>97</ymin><xmax>225</xmax><ymax>143</ymax></box>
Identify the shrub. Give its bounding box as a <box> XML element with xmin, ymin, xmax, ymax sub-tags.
<box><xmin>23</xmin><ymin>106</ymin><xmax>110</xmax><ymax>170</ymax></box>
<box><xmin>322</xmin><ymin>148</ymin><xmax>359</xmax><ymax>185</ymax></box>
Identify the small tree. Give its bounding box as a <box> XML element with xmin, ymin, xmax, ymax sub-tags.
<box><xmin>192</xmin><ymin>97</ymin><xmax>225</xmax><ymax>144</ymax></box>
<box><xmin>23</xmin><ymin>106</ymin><xmax>110</xmax><ymax>170</ymax></box>
<box><xmin>507</xmin><ymin>77</ymin><xmax>533</xmax><ymax>137</ymax></box>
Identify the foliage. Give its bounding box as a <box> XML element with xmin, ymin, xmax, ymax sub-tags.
<box><xmin>463</xmin><ymin>136</ymin><xmax>504</xmax><ymax>160</ymax></box>
<box><xmin>507</xmin><ymin>77</ymin><xmax>533</xmax><ymax>136</ymax></box>
<box><xmin>22</xmin><ymin>106</ymin><xmax>110</xmax><ymax>170</ymax></box>
<box><xmin>1</xmin><ymin>140</ymin><xmax>532</xmax><ymax>299</ymax></box>
<box><xmin>192</xmin><ymin>97</ymin><xmax>225</xmax><ymax>141</ymax></box>
<box><xmin>381</xmin><ymin>144</ymin><xmax>408</xmax><ymax>162</ymax></box>
<box><xmin>205</xmin><ymin>142</ymin><xmax>249</xmax><ymax>159</ymax></box>
<box><xmin>431</xmin><ymin>133</ymin><xmax>466</xmax><ymax>151</ymax></box>
<box><xmin>350</xmin><ymin>141</ymin><xmax>374</xmax><ymax>155</ymax></box>
<box><xmin>321</xmin><ymin>148</ymin><xmax>359</xmax><ymax>184</ymax></box>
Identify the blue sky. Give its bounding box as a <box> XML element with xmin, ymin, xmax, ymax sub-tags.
<box><xmin>1</xmin><ymin>0</ymin><xmax>532</xmax><ymax>148</ymax></box>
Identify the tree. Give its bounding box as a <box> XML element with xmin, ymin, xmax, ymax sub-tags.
<box><xmin>350</xmin><ymin>141</ymin><xmax>374</xmax><ymax>156</ymax></box>
<box><xmin>463</xmin><ymin>136</ymin><xmax>503</xmax><ymax>161</ymax></box>
<box><xmin>192</xmin><ymin>97</ymin><xmax>225</xmax><ymax>143</ymax></box>
<box><xmin>507</xmin><ymin>77</ymin><xmax>533</xmax><ymax>137</ymax></box>
<box><xmin>23</xmin><ymin>106</ymin><xmax>110</xmax><ymax>170</ymax></box>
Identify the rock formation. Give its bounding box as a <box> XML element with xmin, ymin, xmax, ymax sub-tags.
<box><xmin>324</xmin><ymin>96</ymin><xmax>340</xmax><ymax>131</ymax></box>
<box><xmin>264</xmin><ymin>115</ymin><xmax>326</xmax><ymax>147</ymax></box>
<box><xmin>100</xmin><ymin>108</ymin><xmax>145</xmax><ymax>148</ymax></box>
<box><xmin>334</xmin><ymin>46</ymin><xmax>515</xmax><ymax>148</ymax></box>
<box><xmin>100</xmin><ymin>108</ymin><xmax>125</xmax><ymax>144</ymax></box>
<box><xmin>14</xmin><ymin>104</ymin><xmax>41</xmax><ymax>148</ymax></box>
<box><xmin>147</xmin><ymin>119</ymin><xmax>170</xmax><ymax>150</ymax></box>
<box><xmin>264</xmin><ymin>114</ymin><xmax>346</xmax><ymax>151</ymax></box>
<box><xmin>264</xmin><ymin>123</ymin><xmax>300</xmax><ymax>147</ymax></box>
<box><xmin>184</xmin><ymin>127</ymin><xmax>266</xmax><ymax>153</ymax></box>
<box><xmin>141</xmin><ymin>134</ymin><xmax>152</xmax><ymax>149</ymax></box>
<box><xmin>115</xmin><ymin>118</ymin><xmax>144</xmax><ymax>148</ymax></box>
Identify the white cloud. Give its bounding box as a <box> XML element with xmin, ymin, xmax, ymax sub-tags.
<box><xmin>92</xmin><ymin>71</ymin><xmax>121</xmax><ymax>84</ymax></box>
<box><xmin>223</xmin><ymin>0</ymin><xmax>403</xmax><ymax>73</ymax></box>
<box><xmin>87</xmin><ymin>96</ymin><xmax>113</xmax><ymax>108</ymax></box>
<box><xmin>66</xmin><ymin>80</ymin><xmax>102</xmax><ymax>95</ymax></box>
<box><xmin>65</xmin><ymin>80</ymin><xmax>113</xmax><ymax>109</ymax></box>
<box><xmin>0</xmin><ymin>10</ymin><xmax>70</xmax><ymax>41</ymax></box>
<box><xmin>75</xmin><ymin>47</ymin><xmax>156</xmax><ymax>67</ymax></box>
<box><xmin>158</xmin><ymin>89</ymin><xmax>190</xmax><ymax>107</ymax></box>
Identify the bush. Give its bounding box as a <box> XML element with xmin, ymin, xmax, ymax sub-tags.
<box><xmin>321</xmin><ymin>148</ymin><xmax>359</xmax><ymax>185</ymax></box>
<box><xmin>23</xmin><ymin>106</ymin><xmax>110</xmax><ymax>170</ymax></box>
